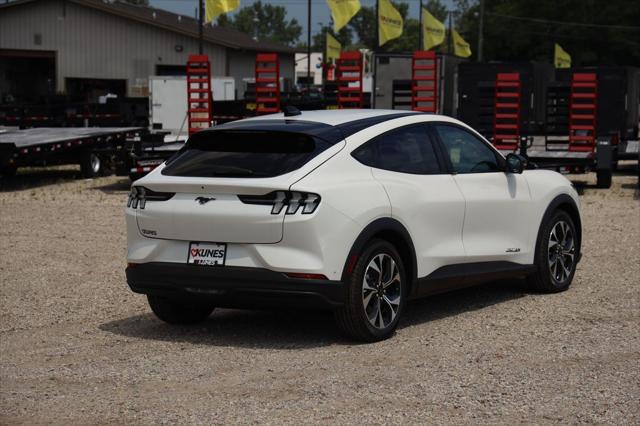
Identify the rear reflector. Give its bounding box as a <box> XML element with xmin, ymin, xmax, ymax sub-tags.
<box><xmin>127</xmin><ymin>262</ymin><xmax>139</xmax><ymax>268</ymax></box>
<box><xmin>284</xmin><ymin>272</ymin><xmax>328</xmax><ymax>280</ymax></box>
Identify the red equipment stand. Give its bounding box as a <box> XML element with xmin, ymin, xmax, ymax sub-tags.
<box><xmin>336</xmin><ymin>51</ymin><xmax>363</xmax><ymax>109</ymax></box>
<box><xmin>411</xmin><ymin>51</ymin><xmax>438</xmax><ymax>113</ymax></box>
<box><xmin>492</xmin><ymin>72</ymin><xmax>521</xmax><ymax>151</ymax></box>
<box><xmin>569</xmin><ymin>73</ymin><xmax>598</xmax><ymax>152</ymax></box>
<box><xmin>186</xmin><ymin>55</ymin><xmax>213</xmax><ymax>135</ymax></box>
<box><xmin>255</xmin><ymin>53</ymin><xmax>281</xmax><ymax>115</ymax></box>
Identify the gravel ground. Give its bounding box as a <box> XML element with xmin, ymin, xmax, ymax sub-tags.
<box><xmin>1</xmin><ymin>165</ymin><xmax>639</xmax><ymax>424</ymax></box>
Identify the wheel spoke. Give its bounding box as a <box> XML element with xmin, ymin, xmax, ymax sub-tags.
<box><xmin>362</xmin><ymin>252</ymin><xmax>402</xmax><ymax>330</ymax></box>
<box><xmin>376</xmin><ymin>303</ymin><xmax>385</xmax><ymax>328</ymax></box>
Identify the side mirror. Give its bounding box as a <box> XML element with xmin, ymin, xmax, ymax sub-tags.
<box><xmin>505</xmin><ymin>153</ymin><xmax>527</xmax><ymax>174</ymax></box>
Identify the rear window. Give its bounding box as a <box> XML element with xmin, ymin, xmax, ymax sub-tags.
<box><xmin>162</xmin><ymin>130</ymin><xmax>332</xmax><ymax>178</ymax></box>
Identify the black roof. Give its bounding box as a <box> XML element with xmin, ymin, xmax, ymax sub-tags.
<box><xmin>0</xmin><ymin>0</ymin><xmax>298</xmax><ymax>53</ymax></box>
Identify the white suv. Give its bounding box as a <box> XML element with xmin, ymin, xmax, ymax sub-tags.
<box><xmin>126</xmin><ymin>109</ymin><xmax>581</xmax><ymax>341</ymax></box>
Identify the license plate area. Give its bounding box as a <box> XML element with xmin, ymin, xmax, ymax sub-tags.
<box><xmin>188</xmin><ymin>242</ymin><xmax>227</xmax><ymax>266</ymax></box>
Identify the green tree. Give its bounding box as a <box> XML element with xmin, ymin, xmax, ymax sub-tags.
<box><xmin>216</xmin><ymin>1</ymin><xmax>302</xmax><ymax>46</ymax></box>
<box><xmin>455</xmin><ymin>0</ymin><xmax>640</xmax><ymax>65</ymax></box>
<box><xmin>311</xmin><ymin>25</ymin><xmax>353</xmax><ymax>52</ymax></box>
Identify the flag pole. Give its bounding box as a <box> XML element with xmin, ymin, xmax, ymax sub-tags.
<box><xmin>418</xmin><ymin>0</ymin><xmax>423</xmax><ymax>51</ymax></box>
<box><xmin>198</xmin><ymin>0</ymin><xmax>204</xmax><ymax>54</ymax></box>
<box><xmin>447</xmin><ymin>10</ymin><xmax>453</xmax><ymax>55</ymax></box>
<box><xmin>307</xmin><ymin>0</ymin><xmax>312</xmax><ymax>96</ymax></box>
<box><xmin>372</xmin><ymin>0</ymin><xmax>379</xmax><ymax>109</ymax></box>
<box><xmin>477</xmin><ymin>0</ymin><xmax>484</xmax><ymax>61</ymax></box>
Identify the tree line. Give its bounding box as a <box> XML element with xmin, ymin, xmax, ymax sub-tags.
<box><xmin>213</xmin><ymin>0</ymin><xmax>640</xmax><ymax>66</ymax></box>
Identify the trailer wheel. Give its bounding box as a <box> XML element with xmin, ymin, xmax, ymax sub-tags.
<box><xmin>596</xmin><ymin>169</ymin><xmax>612</xmax><ymax>189</ymax></box>
<box><xmin>80</xmin><ymin>151</ymin><xmax>101</xmax><ymax>178</ymax></box>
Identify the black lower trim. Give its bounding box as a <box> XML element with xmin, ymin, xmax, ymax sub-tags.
<box><xmin>415</xmin><ymin>261</ymin><xmax>537</xmax><ymax>298</ymax></box>
<box><xmin>126</xmin><ymin>262</ymin><xmax>344</xmax><ymax>310</ymax></box>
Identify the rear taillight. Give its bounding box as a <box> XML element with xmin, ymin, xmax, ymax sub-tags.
<box><xmin>127</xmin><ymin>186</ymin><xmax>174</xmax><ymax>209</ymax></box>
<box><xmin>238</xmin><ymin>191</ymin><xmax>321</xmax><ymax>215</ymax></box>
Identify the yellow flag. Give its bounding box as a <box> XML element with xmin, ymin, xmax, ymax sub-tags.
<box><xmin>554</xmin><ymin>43</ymin><xmax>571</xmax><ymax>68</ymax></box>
<box><xmin>452</xmin><ymin>29</ymin><xmax>471</xmax><ymax>58</ymax></box>
<box><xmin>326</xmin><ymin>32</ymin><xmax>342</xmax><ymax>63</ymax></box>
<box><xmin>378</xmin><ymin>0</ymin><xmax>403</xmax><ymax>46</ymax></box>
<box><xmin>326</xmin><ymin>0</ymin><xmax>361</xmax><ymax>32</ymax></box>
<box><xmin>421</xmin><ymin>7</ymin><xmax>445</xmax><ymax>50</ymax></box>
<box><xmin>205</xmin><ymin>0</ymin><xmax>240</xmax><ymax>23</ymax></box>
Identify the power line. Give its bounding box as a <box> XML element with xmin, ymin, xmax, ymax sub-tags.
<box><xmin>487</xmin><ymin>12</ymin><xmax>640</xmax><ymax>31</ymax></box>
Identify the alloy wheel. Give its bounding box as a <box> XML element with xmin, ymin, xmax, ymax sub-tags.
<box><xmin>548</xmin><ymin>220</ymin><xmax>575</xmax><ymax>284</ymax></box>
<box><xmin>362</xmin><ymin>253</ymin><xmax>401</xmax><ymax>329</ymax></box>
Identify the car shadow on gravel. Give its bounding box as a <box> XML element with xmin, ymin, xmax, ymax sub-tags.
<box><xmin>92</xmin><ymin>178</ymin><xmax>131</xmax><ymax>193</ymax></box>
<box><xmin>99</xmin><ymin>280</ymin><xmax>528</xmax><ymax>348</ymax></box>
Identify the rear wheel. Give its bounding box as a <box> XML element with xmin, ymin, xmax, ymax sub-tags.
<box><xmin>80</xmin><ymin>151</ymin><xmax>101</xmax><ymax>178</ymax></box>
<box><xmin>335</xmin><ymin>239</ymin><xmax>406</xmax><ymax>342</ymax></box>
<box><xmin>147</xmin><ymin>295</ymin><xmax>214</xmax><ymax>324</ymax></box>
<box><xmin>527</xmin><ymin>210</ymin><xmax>578</xmax><ymax>293</ymax></box>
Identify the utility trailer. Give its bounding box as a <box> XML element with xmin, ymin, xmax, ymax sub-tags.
<box><xmin>456</xmin><ymin>62</ymin><xmax>639</xmax><ymax>188</ymax></box>
<box><xmin>0</xmin><ymin>127</ymin><xmax>143</xmax><ymax>178</ymax></box>
<box><xmin>373</xmin><ymin>52</ymin><xmax>464</xmax><ymax>116</ymax></box>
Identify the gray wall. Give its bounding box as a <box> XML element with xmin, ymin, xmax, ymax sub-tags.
<box><xmin>0</xmin><ymin>0</ymin><xmax>226</xmax><ymax>96</ymax></box>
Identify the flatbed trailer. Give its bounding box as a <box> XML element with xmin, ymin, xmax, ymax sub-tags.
<box><xmin>0</xmin><ymin>127</ymin><xmax>144</xmax><ymax>178</ymax></box>
<box><xmin>501</xmin><ymin>135</ymin><xmax>639</xmax><ymax>188</ymax></box>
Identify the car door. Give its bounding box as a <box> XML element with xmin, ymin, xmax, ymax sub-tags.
<box><xmin>352</xmin><ymin>123</ymin><xmax>466</xmax><ymax>278</ymax></box>
<box><xmin>430</xmin><ymin>122</ymin><xmax>533</xmax><ymax>263</ymax></box>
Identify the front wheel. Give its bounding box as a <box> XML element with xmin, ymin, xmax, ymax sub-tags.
<box><xmin>527</xmin><ymin>210</ymin><xmax>578</xmax><ymax>293</ymax></box>
<box><xmin>335</xmin><ymin>239</ymin><xmax>406</xmax><ymax>342</ymax></box>
<box><xmin>147</xmin><ymin>295</ymin><xmax>215</xmax><ymax>324</ymax></box>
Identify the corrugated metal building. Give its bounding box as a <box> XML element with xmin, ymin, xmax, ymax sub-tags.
<box><xmin>0</xmin><ymin>0</ymin><xmax>296</xmax><ymax>102</ymax></box>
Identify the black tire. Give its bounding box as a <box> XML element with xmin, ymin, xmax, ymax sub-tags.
<box><xmin>80</xmin><ymin>150</ymin><xmax>101</xmax><ymax>178</ymax></box>
<box><xmin>147</xmin><ymin>295</ymin><xmax>215</xmax><ymax>325</ymax></box>
<box><xmin>596</xmin><ymin>169</ymin><xmax>612</xmax><ymax>189</ymax></box>
<box><xmin>334</xmin><ymin>239</ymin><xmax>406</xmax><ymax>342</ymax></box>
<box><xmin>527</xmin><ymin>210</ymin><xmax>578</xmax><ymax>293</ymax></box>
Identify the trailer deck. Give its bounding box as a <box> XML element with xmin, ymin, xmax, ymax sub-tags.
<box><xmin>0</xmin><ymin>127</ymin><xmax>142</xmax><ymax>149</ymax></box>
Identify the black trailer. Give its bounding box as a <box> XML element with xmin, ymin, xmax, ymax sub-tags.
<box><xmin>457</xmin><ymin>62</ymin><xmax>555</xmax><ymax>138</ymax></box>
<box><xmin>0</xmin><ymin>127</ymin><xmax>143</xmax><ymax>178</ymax></box>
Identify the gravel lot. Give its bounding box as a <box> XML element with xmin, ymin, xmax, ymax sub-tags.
<box><xmin>1</xmin><ymin>165</ymin><xmax>639</xmax><ymax>424</ymax></box>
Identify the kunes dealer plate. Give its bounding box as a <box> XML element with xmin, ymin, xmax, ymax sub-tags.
<box><xmin>188</xmin><ymin>242</ymin><xmax>227</xmax><ymax>266</ymax></box>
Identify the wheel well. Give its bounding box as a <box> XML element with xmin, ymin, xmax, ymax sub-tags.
<box><xmin>368</xmin><ymin>229</ymin><xmax>416</xmax><ymax>296</ymax></box>
<box><xmin>556</xmin><ymin>202</ymin><xmax>582</xmax><ymax>249</ymax></box>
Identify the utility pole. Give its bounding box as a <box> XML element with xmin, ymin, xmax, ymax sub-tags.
<box><xmin>477</xmin><ymin>0</ymin><xmax>484</xmax><ymax>62</ymax></box>
<box><xmin>307</xmin><ymin>0</ymin><xmax>312</xmax><ymax>96</ymax></box>
<box><xmin>198</xmin><ymin>0</ymin><xmax>204</xmax><ymax>54</ymax></box>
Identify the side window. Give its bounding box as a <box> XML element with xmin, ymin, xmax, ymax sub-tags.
<box><xmin>352</xmin><ymin>125</ymin><xmax>441</xmax><ymax>174</ymax></box>
<box><xmin>433</xmin><ymin>124</ymin><xmax>502</xmax><ymax>174</ymax></box>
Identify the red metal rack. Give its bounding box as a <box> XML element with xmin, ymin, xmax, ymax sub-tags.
<box><xmin>411</xmin><ymin>51</ymin><xmax>438</xmax><ymax>113</ymax></box>
<box><xmin>569</xmin><ymin>73</ymin><xmax>598</xmax><ymax>152</ymax></box>
<box><xmin>186</xmin><ymin>55</ymin><xmax>212</xmax><ymax>135</ymax></box>
<box><xmin>255</xmin><ymin>53</ymin><xmax>281</xmax><ymax>115</ymax></box>
<box><xmin>336</xmin><ymin>51</ymin><xmax>363</xmax><ymax>109</ymax></box>
<box><xmin>492</xmin><ymin>72</ymin><xmax>521</xmax><ymax>151</ymax></box>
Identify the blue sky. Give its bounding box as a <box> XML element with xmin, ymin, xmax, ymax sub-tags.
<box><xmin>149</xmin><ymin>0</ymin><xmax>457</xmax><ymax>41</ymax></box>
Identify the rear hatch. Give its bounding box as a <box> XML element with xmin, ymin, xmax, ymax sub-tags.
<box><xmin>134</xmin><ymin>122</ymin><xmax>343</xmax><ymax>243</ymax></box>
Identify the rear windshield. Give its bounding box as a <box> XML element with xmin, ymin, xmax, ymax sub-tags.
<box><xmin>162</xmin><ymin>130</ymin><xmax>332</xmax><ymax>178</ymax></box>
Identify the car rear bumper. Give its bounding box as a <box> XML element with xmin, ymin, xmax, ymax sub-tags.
<box><xmin>126</xmin><ymin>262</ymin><xmax>345</xmax><ymax>310</ymax></box>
